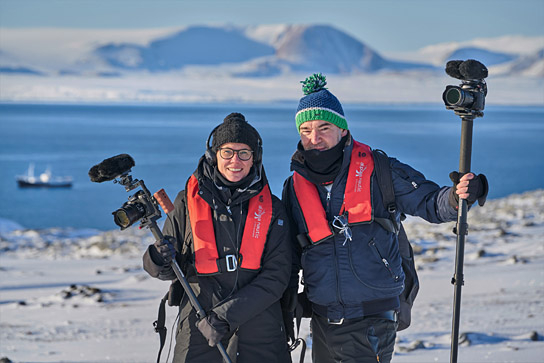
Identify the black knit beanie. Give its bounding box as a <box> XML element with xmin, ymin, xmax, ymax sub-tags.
<box><xmin>211</xmin><ymin>113</ymin><xmax>261</xmax><ymax>158</ymax></box>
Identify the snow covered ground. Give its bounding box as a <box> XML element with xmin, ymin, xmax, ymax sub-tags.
<box><xmin>1</xmin><ymin>71</ymin><xmax>543</xmax><ymax>106</ymax></box>
<box><xmin>1</xmin><ymin>190</ymin><xmax>543</xmax><ymax>362</ymax></box>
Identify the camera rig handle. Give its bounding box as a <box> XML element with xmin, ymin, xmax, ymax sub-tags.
<box><xmin>153</xmin><ymin>189</ymin><xmax>175</xmax><ymax>214</ymax></box>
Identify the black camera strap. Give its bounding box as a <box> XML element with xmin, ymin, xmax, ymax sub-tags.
<box><xmin>153</xmin><ymin>291</ymin><xmax>169</xmax><ymax>363</ymax></box>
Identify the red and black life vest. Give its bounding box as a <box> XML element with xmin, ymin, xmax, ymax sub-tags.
<box><xmin>292</xmin><ymin>141</ymin><xmax>375</xmax><ymax>244</ymax></box>
<box><xmin>186</xmin><ymin>175</ymin><xmax>273</xmax><ymax>274</ymax></box>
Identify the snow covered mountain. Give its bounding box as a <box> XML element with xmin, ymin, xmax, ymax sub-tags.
<box><xmin>0</xmin><ymin>49</ymin><xmax>43</xmax><ymax>75</ymax></box>
<box><xmin>0</xmin><ymin>25</ymin><xmax>439</xmax><ymax>76</ymax></box>
<box><xmin>1</xmin><ymin>25</ymin><xmax>542</xmax><ymax>104</ymax></box>
<box><xmin>492</xmin><ymin>49</ymin><xmax>544</xmax><ymax>77</ymax></box>
<box><xmin>273</xmin><ymin>25</ymin><xmax>388</xmax><ymax>73</ymax></box>
<box><xmin>445</xmin><ymin>47</ymin><xmax>517</xmax><ymax>67</ymax></box>
<box><xmin>92</xmin><ymin>26</ymin><xmax>276</xmax><ymax>71</ymax></box>
<box><xmin>409</xmin><ymin>35</ymin><xmax>544</xmax><ymax>77</ymax></box>
<box><xmin>0</xmin><ymin>24</ymin><xmax>542</xmax><ymax>78</ymax></box>
<box><xmin>78</xmin><ymin>24</ymin><xmax>436</xmax><ymax>76</ymax></box>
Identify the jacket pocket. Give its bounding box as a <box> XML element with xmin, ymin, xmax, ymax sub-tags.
<box><xmin>346</xmin><ymin>236</ymin><xmax>404</xmax><ymax>295</ymax></box>
<box><xmin>301</xmin><ymin>241</ymin><xmax>338</xmax><ymax>306</ymax></box>
<box><xmin>368</xmin><ymin>239</ymin><xmax>401</xmax><ymax>282</ymax></box>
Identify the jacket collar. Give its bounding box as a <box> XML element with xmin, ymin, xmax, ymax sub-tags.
<box><xmin>290</xmin><ymin>132</ymin><xmax>354</xmax><ymax>184</ymax></box>
<box><xmin>194</xmin><ymin>155</ymin><xmax>267</xmax><ymax>207</ymax></box>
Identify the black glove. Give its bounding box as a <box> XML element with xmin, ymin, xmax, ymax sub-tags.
<box><xmin>197</xmin><ymin>311</ymin><xmax>230</xmax><ymax>347</ymax></box>
<box><xmin>449</xmin><ymin>171</ymin><xmax>489</xmax><ymax>208</ymax></box>
<box><xmin>149</xmin><ymin>237</ymin><xmax>176</xmax><ymax>266</ymax></box>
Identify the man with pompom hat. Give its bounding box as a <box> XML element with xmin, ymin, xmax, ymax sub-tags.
<box><xmin>280</xmin><ymin>74</ymin><xmax>488</xmax><ymax>362</ymax></box>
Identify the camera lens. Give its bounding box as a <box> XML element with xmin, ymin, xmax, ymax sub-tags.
<box><xmin>113</xmin><ymin>210</ymin><xmax>131</xmax><ymax>228</ymax></box>
<box><xmin>112</xmin><ymin>202</ymin><xmax>146</xmax><ymax>229</ymax></box>
<box><xmin>445</xmin><ymin>88</ymin><xmax>462</xmax><ymax>105</ymax></box>
<box><xmin>443</xmin><ymin>86</ymin><xmax>475</xmax><ymax>108</ymax></box>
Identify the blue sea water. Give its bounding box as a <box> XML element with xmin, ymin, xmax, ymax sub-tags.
<box><xmin>0</xmin><ymin>102</ymin><xmax>542</xmax><ymax>231</ymax></box>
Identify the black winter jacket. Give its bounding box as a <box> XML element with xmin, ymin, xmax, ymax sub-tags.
<box><xmin>143</xmin><ymin>157</ymin><xmax>292</xmax><ymax>363</ymax></box>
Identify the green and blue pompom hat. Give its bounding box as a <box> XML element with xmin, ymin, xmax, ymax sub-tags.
<box><xmin>295</xmin><ymin>73</ymin><xmax>348</xmax><ymax>132</ymax></box>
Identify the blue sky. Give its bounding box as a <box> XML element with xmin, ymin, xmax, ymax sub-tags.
<box><xmin>0</xmin><ymin>0</ymin><xmax>543</xmax><ymax>52</ymax></box>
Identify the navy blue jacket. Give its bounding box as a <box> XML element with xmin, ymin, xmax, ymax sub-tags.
<box><xmin>282</xmin><ymin>136</ymin><xmax>457</xmax><ymax>320</ymax></box>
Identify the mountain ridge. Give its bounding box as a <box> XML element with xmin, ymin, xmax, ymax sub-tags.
<box><xmin>2</xmin><ymin>24</ymin><xmax>541</xmax><ymax>77</ymax></box>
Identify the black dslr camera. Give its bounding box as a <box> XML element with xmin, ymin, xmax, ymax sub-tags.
<box><xmin>111</xmin><ymin>172</ymin><xmax>163</xmax><ymax>230</ymax></box>
<box><xmin>443</xmin><ymin>59</ymin><xmax>488</xmax><ymax>118</ymax></box>
<box><xmin>88</xmin><ymin>154</ymin><xmax>173</xmax><ymax>231</ymax></box>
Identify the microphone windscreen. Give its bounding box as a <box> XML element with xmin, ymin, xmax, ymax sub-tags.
<box><xmin>445</xmin><ymin>60</ymin><xmax>463</xmax><ymax>79</ymax></box>
<box><xmin>459</xmin><ymin>59</ymin><xmax>488</xmax><ymax>80</ymax></box>
<box><xmin>89</xmin><ymin>154</ymin><xmax>135</xmax><ymax>182</ymax></box>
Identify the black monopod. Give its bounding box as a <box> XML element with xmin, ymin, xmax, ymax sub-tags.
<box><xmin>89</xmin><ymin>154</ymin><xmax>233</xmax><ymax>363</ymax></box>
<box><xmin>442</xmin><ymin>59</ymin><xmax>488</xmax><ymax>363</ymax></box>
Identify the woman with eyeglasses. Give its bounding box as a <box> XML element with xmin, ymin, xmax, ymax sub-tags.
<box><xmin>143</xmin><ymin>113</ymin><xmax>293</xmax><ymax>363</ymax></box>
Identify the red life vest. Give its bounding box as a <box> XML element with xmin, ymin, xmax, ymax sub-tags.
<box><xmin>186</xmin><ymin>175</ymin><xmax>273</xmax><ymax>274</ymax></box>
<box><xmin>292</xmin><ymin>140</ymin><xmax>374</xmax><ymax>244</ymax></box>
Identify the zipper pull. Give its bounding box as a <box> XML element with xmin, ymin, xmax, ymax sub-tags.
<box><xmin>226</xmin><ymin>205</ymin><xmax>232</xmax><ymax>215</ymax></box>
<box><xmin>382</xmin><ymin>258</ymin><xmax>399</xmax><ymax>280</ymax></box>
<box><xmin>411</xmin><ymin>181</ymin><xmax>418</xmax><ymax>189</ymax></box>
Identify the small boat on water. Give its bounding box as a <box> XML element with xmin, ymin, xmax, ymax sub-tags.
<box><xmin>16</xmin><ymin>163</ymin><xmax>73</xmax><ymax>188</ymax></box>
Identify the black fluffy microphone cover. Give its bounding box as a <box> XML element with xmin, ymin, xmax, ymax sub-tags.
<box><xmin>88</xmin><ymin>154</ymin><xmax>135</xmax><ymax>183</ymax></box>
<box><xmin>445</xmin><ymin>60</ymin><xmax>464</xmax><ymax>80</ymax></box>
<box><xmin>459</xmin><ymin>59</ymin><xmax>488</xmax><ymax>80</ymax></box>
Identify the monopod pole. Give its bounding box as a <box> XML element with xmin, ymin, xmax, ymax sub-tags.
<box><xmin>148</xmin><ymin>223</ymin><xmax>233</xmax><ymax>363</ymax></box>
<box><xmin>450</xmin><ymin>115</ymin><xmax>474</xmax><ymax>363</ymax></box>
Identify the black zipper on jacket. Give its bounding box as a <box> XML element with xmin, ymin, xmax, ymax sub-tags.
<box><xmin>226</xmin><ymin>198</ymin><xmax>232</xmax><ymax>215</ymax></box>
<box><xmin>333</xmin><ymin>234</ymin><xmax>344</xmax><ymax>306</ymax></box>
<box><xmin>369</xmin><ymin>239</ymin><xmax>399</xmax><ymax>281</ymax></box>
<box><xmin>323</xmin><ymin>184</ymin><xmax>343</xmax><ymax>307</ymax></box>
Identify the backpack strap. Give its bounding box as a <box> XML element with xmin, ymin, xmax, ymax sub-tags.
<box><xmin>153</xmin><ymin>291</ymin><xmax>169</xmax><ymax>363</ymax></box>
<box><xmin>372</xmin><ymin>149</ymin><xmax>400</xmax><ymax>234</ymax></box>
<box><xmin>372</xmin><ymin>149</ymin><xmax>420</xmax><ymax>331</ymax></box>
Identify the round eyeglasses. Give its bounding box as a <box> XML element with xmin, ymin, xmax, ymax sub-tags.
<box><xmin>218</xmin><ymin>148</ymin><xmax>253</xmax><ymax>161</ymax></box>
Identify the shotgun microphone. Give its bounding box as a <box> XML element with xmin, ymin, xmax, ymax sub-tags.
<box><xmin>445</xmin><ymin>59</ymin><xmax>488</xmax><ymax>80</ymax></box>
<box><xmin>445</xmin><ymin>60</ymin><xmax>464</xmax><ymax>80</ymax></box>
<box><xmin>88</xmin><ymin>154</ymin><xmax>135</xmax><ymax>183</ymax></box>
<box><xmin>459</xmin><ymin>59</ymin><xmax>488</xmax><ymax>80</ymax></box>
